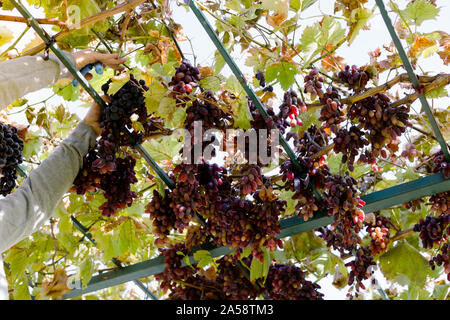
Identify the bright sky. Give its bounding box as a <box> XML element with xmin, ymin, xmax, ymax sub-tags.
<box><xmin>0</xmin><ymin>0</ymin><xmax>449</xmax><ymax>300</ymax></box>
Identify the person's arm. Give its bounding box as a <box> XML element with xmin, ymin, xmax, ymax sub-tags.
<box><xmin>0</xmin><ymin>50</ymin><xmax>126</xmax><ymax>109</ymax></box>
<box><xmin>0</xmin><ymin>52</ymin><xmax>76</xmax><ymax>108</ymax></box>
<box><xmin>0</xmin><ymin>105</ymin><xmax>101</xmax><ymax>253</ymax></box>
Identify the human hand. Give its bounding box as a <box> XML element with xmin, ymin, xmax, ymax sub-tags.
<box><xmin>82</xmin><ymin>96</ymin><xmax>110</xmax><ymax>136</ymax></box>
<box><xmin>74</xmin><ymin>49</ymin><xmax>127</xmax><ymax>72</ymax></box>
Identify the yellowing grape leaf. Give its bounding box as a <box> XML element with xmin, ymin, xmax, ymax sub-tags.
<box><xmin>409</xmin><ymin>35</ymin><xmax>438</xmax><ymax>59</ymax></box>
<box><xmin>108</xmin><ymin>73</ymin><xmax>130</xmax><ymax>96</ymax></box>
<box><xmin>0</xmin><ymin>26</ymin><xmax>13</xmax><ymax>47</ymax></box>
<box><xmin>347</xmin><ymin>7</ymin><xmax>372</xmax><ymax>44</ymax></box>
<box><xmin>42</xmin><ymin>269</ymin><xmax>71</xmax><ymax>299</ymax></box>
<box><xmin>262</xmin><ymin>0</ymin><xmax>289</xmax><ymax>27</ymax></box>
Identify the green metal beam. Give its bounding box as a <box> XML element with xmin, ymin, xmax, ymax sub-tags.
<box><xmin>375</xmin><ymin>0</ymin><xmax>450</xmax><ymax>161</ymax></box>
<box><xmin>9</xmin><ymin>0</ymin><xmax>175</xmax><ymax>189</ymax></box>
<box><xmin>63</xmin><ymin>173</ymin><xmax>450</xmax><ymax>299</ymax></box>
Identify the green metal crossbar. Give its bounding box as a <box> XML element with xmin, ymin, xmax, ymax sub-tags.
<box><xmin>70</xmin><ymin>218</ymin><xmax>159</xmax><ymax>300</ymax></box>
<box><xmin>375</xmin><ymin>0</ymin><xmax>450</xmax><ymax>161</ymax></box>
<box><xmin>63</xmin><ymin>172</ymin><xmax>450</xmax><ymax>299</ymax></box>
<box><xmin>9</xmin><ymin>0</ymin><xmax>175</xmax><ymax>189</ymax></box>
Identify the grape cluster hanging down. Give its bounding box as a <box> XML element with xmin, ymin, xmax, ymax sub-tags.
<box><xmin>72</xmin><ymin>74</ymin><xmax>149</xmax><ymax>216</ymax></box>
<box><xmin>0</xmin><ymin>122</ymin><xmax>24</xmax><ymax>196</ymax></box>
<box><xmin>154</xmin><ymin>243</ymin><xmax>322</xmax><ymax>300</ymax></box>
<box><xmin>169</xmin><ymin>59</ymin><xmax>201</xmax><ymax>106</ymax></box>
<box><xmin>338</xmin><ymin>65</ymin><xmax>371</xmax><ymax>90</ymax></box>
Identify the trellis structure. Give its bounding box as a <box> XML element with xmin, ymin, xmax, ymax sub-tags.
<box><xmin>7</xmin><ymin>0</ymin><xmax>450</xmax><ymax>300</ymax></box>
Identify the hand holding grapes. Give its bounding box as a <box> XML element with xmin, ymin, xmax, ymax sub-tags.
<box><xmin>82</xmin><ymin>96</ymin><xmax>110</xmax><ymax>136</ymax></box>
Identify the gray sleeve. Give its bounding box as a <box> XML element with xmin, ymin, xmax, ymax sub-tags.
<box><xmin>0</xmin><ymin>122</ymin><xmax>97</xmax><ymax>253</ymax></box>
<box><xmin>0</xmin><ymin>52</ymin><xmax>76</xmax><ymax>109</ymax></box>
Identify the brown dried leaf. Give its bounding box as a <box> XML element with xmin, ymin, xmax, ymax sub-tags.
<box><xmin>198</xmin><ymin>266</ymin><xmax>217</xmax><ymax>282</ymax></box>
<box><xmin>42</xmin><ymin>269</ymin><xmax>71</xmax><ymax>299</ymax></box>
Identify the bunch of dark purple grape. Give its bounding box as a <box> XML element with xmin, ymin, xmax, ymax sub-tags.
<box><xmin>345</xmin><ymin>247</ymin><xmax>376</xmax><ymax>293</ymax></box>
<box><xmin>182</xmin><ymin>91</ymin><xmax>232</xmax><ymax>162</ymax></box>
<box><xmin>414</xmin><ymin>214</ymin><xmax>449</xmax><ymax>249</ymax></box>
<box><xmin>266</xmin><ymin>263</ymin><xmax>324</xmax><ymax>300</ymax></box>
<box><xmin>169</xmin><ymin>59</ymin><xmax>200</xmax><ymax>105</ymax></box>
<box><xmin>72</xmin><ymin>75</ymin><xmax>149</xmax><ymax>216</ymax></box>
<box><xmin>256</xmin><ymin>69</ymin><xmax>273</xmax><ymax>92</ymax></box>
<box><xmin>430</xmin><ymin>150</ymin><xmax>450</xmax><ymax>178</ymax></box>
<box><xmin>430</xmin><ymin>242</ymin><xmax>449</xmax><ymax>281</ymax></box>
<box><xmin>0</xmin><ymin>122</ymin><xmax>24</xmax><ymax>196</ymax></box>
<box><xmin>430</xmin><ymin>192</ymin><xmax>450</xmax><ymax>216</ymax></box>
<box><xmin>333</xmin><ymin>126</ymin><xmax>369</xmax><ymax>171</ymax></box>
<box><xmin>338</xmin><ymin>65</ymin><xmax>370</xmax><ymax>90</ymax></box>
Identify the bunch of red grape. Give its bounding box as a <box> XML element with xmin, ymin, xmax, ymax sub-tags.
<box><xmin>278</xmin><ymin>90</ymin><xmax>307</xmax><ymax>128</ymax></box>
<box><xmin>216</xmin><ymin>255</ymin><xmax>263</xmax><ymax>300</ymax></box>
<box><xmin>319</xmin><ymin>97</ymin><xmax>345</xmax><ymax>133</ymax></box>
<box><xmin>402</xmin><ymin>198</ymin><xmax>425</xmax><ymax>212</ymax></box>
<box><xmin>349</xmin><ymin>93</ymin><xmax>410</xmax><ymax>160</ymax></box>
<box><xmin>280</xmin><ymin>126</ymin><xmax>331</xmax><ymax>220</ymax></box>
<box><xmin>338</xmin><ymin>65</ymin><xmax>370</xmax><ymax>90</ymax></box>
<box><xmin>364</xmin><ymin>213</ymin><xmax>392</xmax><ymax>256</ymax></box>
<box><xmin>333</xmin><ymin>126</ymin><xmax>369</xmax><ymax>171</ymax></box>
<box><xmin>430</xmin><ymin>192</ymin><xmax>450</xmax><ymax>216</ymax></box>
<box><xmin>323</xmin><ymin>173</ymin><xmax>365</xmax><ymax>248</ymax></box>
<box><xmin>238</xmin><ymin>164</ymin><xmax>263</xmax><ymax>195</ymax></box>
<box><xmin>266</xmin><ymin>263</ymin><xmax>324</xmax><ymax>300</ymax></box>
<box><xmin>145</xmin><ymin>189</ymin><xmax>178</xmax><ymax>246</ymax></box>
<box><xmin>0</xmin><ymin>123</ymin><xmax>24</xmax><ymax>196</ymax></box>
<box><xmin>205</xmin><ymin>196</ymin><xmax>285</xmax><ymax>262</ymax></box>
<box><xmin>304</xmin><ymin>68</ymin><xmax>325</xmax><ymax>101</ymax></box>
<box><xmin>154</xmin><ymin>242</ymin><xmax>198</xmax><ymax>295</ymax></box>
<box><xmin>169</xmin><ymin>59</ymin><xmax>200</xmax><ymax>105</ymax></box>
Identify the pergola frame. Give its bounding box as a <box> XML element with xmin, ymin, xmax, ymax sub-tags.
<box><xmin>6</xmin><ymin>0</ymin><xmax>449</xmax><ymax>300</ymax></box>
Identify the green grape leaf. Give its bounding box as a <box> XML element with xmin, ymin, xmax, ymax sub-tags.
<box><xmin>250</xmin><ymin>247</ymin><xmax>271</xmax><ymax>282</ymax></box>
<box><xmin>378</xmin><ymin>240</ymin><xmax>429</xmax><ymax>287</ymax></box>
<box><xmin>79</xmin><ymin>257</ymin><xmax>95</xmax><ymax>290</ymax></box>
<box><xmin>0</xmin><ymin>26</ymin><xmax>13</xmax><ymax>47</ymax></box>
<box><xmin>144</xmin><ymin>80</ymin><xmax>169</xmax><ymax>114</ymax></box>
<box><xmin>347</xmin><ymin>7</ymin><xmax>373</xmax><ymax>45</ymax></box>
<box><xmin>291</xmin><ymin>231</ymin><xmax>325</xmax><ymax>260</ymax></box>
<box><xmin>402</xmin><ymin>0</ymin><xmax>440</xmax><ymax>26</ymax></box>
<box><xmin>143</xmin><ymin>131</ymin><xmax>184</xmax><ymax>162</ymax></box>
<box><xmin>193</xmin><ymin>250</ymin><xmax>213</xmax><ymax>268</ymax></box>
<box><xmin>119</xmin><ymin>219</ymin><xmax>141</xmax><ymax>255</ymax></box>
<box><xmin>265</xmin><ymin>61</ymin><xmax>299</xmax><ymax>91</ymax></box>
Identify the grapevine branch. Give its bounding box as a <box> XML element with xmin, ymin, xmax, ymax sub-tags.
<box><xmin>307</xmin><ymin>73</ymin><xmax>450</xmax><ymax>109</ymax></box>
<box><xmin>0</xmin><ymin>14</ymin><xmax>66</xmax><ymax>28</ymax></box>
<box><xmin>22</xmin><ymin>0</ymin><xmax>147</xmax><ymax>56</ymax></box>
